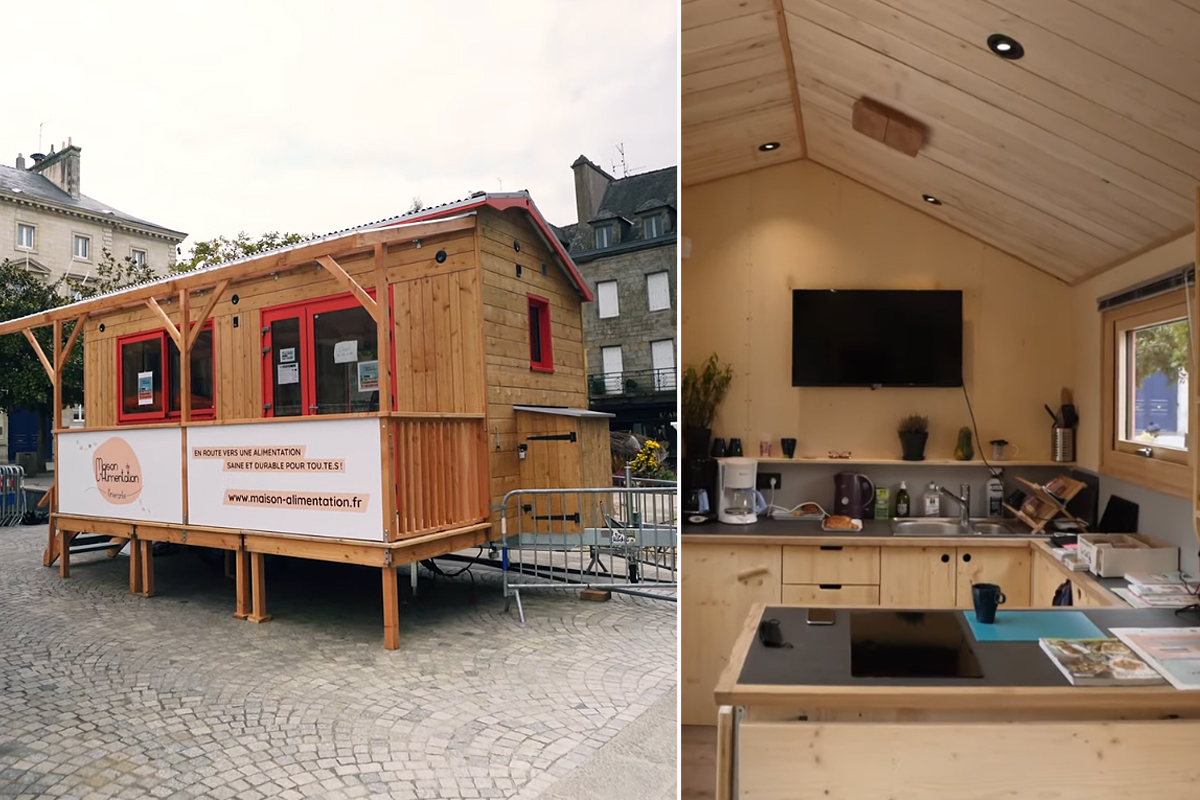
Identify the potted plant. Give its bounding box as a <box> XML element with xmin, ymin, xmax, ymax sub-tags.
<box><xmin>682</xmin><ymin>354</ymin><xmax>733</xmax><ymax>459</ymax></box>
<box><xmin>898</xmin><ymin>414</ymin><xmax>929</xmax><ymax>461</ymax></box>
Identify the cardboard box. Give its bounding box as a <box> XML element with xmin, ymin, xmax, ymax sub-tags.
<box><xmin>1078</xmin><ymin>534</ymin><xmax>1179</xmax><ymax>578</ymax></box>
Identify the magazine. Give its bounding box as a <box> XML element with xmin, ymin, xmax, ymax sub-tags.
<box><xmin>1125</xmin><ymin>572</ymin><xmax>1194</xmax><ymax>587</ymax></box>
<box><xmin>1130</xmin><ymin>583</ymin><xmax>1196</xmax><ymax>598</ymax></box>
<box><xmin>1111</xmin><ymin>628</ymin><xmax>1200</xmax><ymax>690</ymax></box>
<box><xmin>1038</xmin><ymin>638</ymin><xmax>1165</xmax><ymax>686</ymax></box>
<box><xmin>1111</xmin><ymin>588</ymin><xmax>1149</xmax><ymax>609</ymax></box>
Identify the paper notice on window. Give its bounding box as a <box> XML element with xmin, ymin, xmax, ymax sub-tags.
<box><xmin>277</xmin><ymin>363</ymin><xmax>299</xmax><ymax>386</ymax></box>
<box><xmin>334</xmin><ymin>340</ymin><xmax>358</xmax><ymax>363</ymax></box>
<box><xmin>357</xmin><ymin>360</ymin><xmax>379</xmax><ymax>393</ymax></box>
<box><xmin>137</xmin><ymin>372</ymin><xmax>154</xmax><ymax>406</ymax></box>
<box><xmin>279</xmin><ymin>347</ymin><xmax>296</xmax><ymax>364</ymax></box>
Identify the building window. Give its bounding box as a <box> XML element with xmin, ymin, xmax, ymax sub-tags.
<box><xmin>131</xmin><ymin>248</ymin><xmax>147</xmax><ymax>268</ymax></box>
<box><xmin>1101</xmin><ymin>290</ymin><xmax>1191</xmax><ymax>497</ymax></box>
<box><xmin>73</xmin><ymin>234</ymin><xmax>90</xmax><ymax>260</ymax></box>
<box><xmin>528</xmin><ymin>295</ymin><xmax>554</xmax><ymax>372</ymax></box>
<box><xmin>597</xmin><ymin>280</ymin><xmax>620</xmax><ymax>319</ymax></box>
<box><xmin>601</xmin><ymin>346</ymin><xmax>624</xmax><ymax>394</ymax></box>
<box><xmin>651</xmin><ymin>339</ymin><xmax>676</xmax><ymax>390</ymax></box>
<box><xmin>647</xmin><ymin>271</ymin><xmax>671</xmax><ymax>312</ymax></box>
<box><xmin>643</xmin><ymin>214</ymin><xmax>663</xmax><ymax>239</ymax></box>
<box><xmin>594</xmin><ymin>224</ymin><xmax>613</xmax><ymax>249</ymax></box>
<box><xmin>16</xmin><ymin>223</ymin><xmax>35</xmax><ymax>250</ymax></box>
<box><xmin>261</xmin><ymin>292</ymin><xmax>379</xmax><ymax>417</ymax></box>
<box><xmin>118</xmin><ymin>323</ymin><xmax>216</xmax><ymax>422</ymax></box>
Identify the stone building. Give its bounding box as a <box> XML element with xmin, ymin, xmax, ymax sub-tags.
<box><xmin>0</xmin><ymin>142</ymin><xmax>186</xmax><ymax>463</ymax></box>
<box><xmin>556</xmin><ymin>156</ymin><xmax>677</xmax><ymax>450</ymax></box>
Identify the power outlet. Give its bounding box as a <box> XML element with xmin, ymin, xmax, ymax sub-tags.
<box><xmin>756</xmin><ymin>472</ymin><xmax>782</xmax><ymax>491</ymax></box>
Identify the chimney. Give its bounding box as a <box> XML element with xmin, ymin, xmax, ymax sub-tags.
<box><xmin>15</xmin><ymin>154</ymin><xmax>24</xmax><ymax>170</ymax></box>
<box><xmin>28</xmin><ymin>141</ymin><xmax>81</xmax><ymax>199</ymax></box>
<box><xmin>571</xmin><ymin>155</ymin><xmax>613</xmax><ymax>225</ymax></box>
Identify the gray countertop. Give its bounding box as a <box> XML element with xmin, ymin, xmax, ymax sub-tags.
<box><xmin>738</xmin><ymin>606</ymin><xmax>1195</xmax><ymax>688</ymax></box>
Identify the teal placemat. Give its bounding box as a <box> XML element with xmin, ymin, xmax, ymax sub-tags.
<box><xmin>964</xmin><ymin>610</ymin><xmax>1104</xmax><ymax>641</ymax></box>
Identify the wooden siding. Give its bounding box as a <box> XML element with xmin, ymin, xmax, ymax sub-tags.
<box><xmin>477</xmin><ymin>207</ymin><xmax>591</xmax><ymax>531</ymax></box>
<box><xmin>393</xmin><ymin>416</ymin><xmax>488</xmax><ymax>539</ymax></box>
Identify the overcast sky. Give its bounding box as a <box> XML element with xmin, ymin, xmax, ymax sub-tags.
<box><xmin>2</xmin><ymin>1</ymin><xmax>678</xmax><ymax>248</ymax></box>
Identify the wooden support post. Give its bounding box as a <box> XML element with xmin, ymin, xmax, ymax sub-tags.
<box><xmin>57</xmin><ymin>313</ymin><xmax>88</xmax><ymax>372</ymax></box>
<box><xmin>22</xmin><ymin>328</ymin><xmax>54</xmax><ymax>380</ymax></box>
<box><xmin>139</xmin><ymin>539</ymin><xmax>155</xmax><ymax>597</ymax></box>
<box><xmin>187</xmin><ymin>279</ymin><xmax>227</xmax><ymax>350</ymax></box>
<box><xmin>224</xmin><ymin>549</ymin><xmax>234</xmax><ymax>579</ymax></box>
<box><xmin>42</xmin><ymin>486</ymin><xmax>58</xmax><ymax>567</ymax></box>
<box><xmin>316</xmin><ymin>255</ymin><xmax>380</xmax><ymax>322</ymax></box>
<box><xmin>234</xmin><ymin>549</ymin><xmax>251</xmax><ymax>619</ymax></box>
<box><xmin>382</xmin><ymin>565</ymin><xmax>400</xmax><ymax>650</ymax></box>
<box><xmin>59</xmin><ymin>530</ymin><xmax>73</xmax><ymax>578</ymax></box>
<box><xmin>375</xmin><ymin>243</ymin><xmax>396</xmax><ymax>541</ymax></box>
<box><xmin>129</xmin><ymin>536</ymin><xmax>143</xmax><ymax>595</ymax></box>
<box><xmin>145</xmin><ymin>297</ymin><xmax>181</xmax><ymax>347</ymax></box>
<box><xmin>248</xmin><ymin>552</ymin><xmax>271</xmax><ymax>622</ymax></box>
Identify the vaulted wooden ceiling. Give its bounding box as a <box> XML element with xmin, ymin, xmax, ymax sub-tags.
<box><xmin>682</xmin><ymin>0</ymin><xmax>1200</xmax><ymax>283</ymax></box>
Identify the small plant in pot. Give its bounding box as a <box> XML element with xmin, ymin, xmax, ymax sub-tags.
<box><xmin>682</xmin><ymin>354</ymin><xmax>733</xmax><ymax>459</ymax></box>
<box><xmin>898</xmin><ymin>414</ymin><xmax>930</xmax><ymax>461</ymax></box>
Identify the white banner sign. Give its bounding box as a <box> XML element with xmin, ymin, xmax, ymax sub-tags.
<box><xmin>187</xmin><ymin>418</ymin><xmax>383</xmax><ymax>541</ymax></box>
<box><xmin>58</xmin><ymin>428</ymin><xmax>184</xmax><ymax>523</ymax></box>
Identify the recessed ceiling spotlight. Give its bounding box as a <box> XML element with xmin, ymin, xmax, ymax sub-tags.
<box><xmin>987</xmin><ymin>33</ymin><xmax>1024</xmax><ymax>59</ymax></box>
<box><xmin>922</xmin><ymin>194</ymin><xmax>942</xmax><ymax>205</ymax></box>
<box><xmin>758</xmin><ymin>142</ymin><xmax>781</xmax><ymax>152</ymax></box>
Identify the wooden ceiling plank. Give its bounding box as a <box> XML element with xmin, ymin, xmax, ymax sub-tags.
<box><xmin>799</xmin><ymin>85</ymin><xmax>1142</xmax><ymax>250</ymax></box>
<box><xmin>683</xmin><ymin>33</ymin><xmax>782</xmax><ymax>76</ymax></box>
<box><xmin>773</xmin><ymin>0</ymin><xmax>808</xmax><ymax>157</ymax></box>
<box><xmin>873</xmin><ymin>0</ymin><xmax>1200</xmax><ymax>155</ymax></box>
<box><xmin>683</xmin><ymin>0</ymin><xmax>777</xmax><ymax>31</ymax></box>
<box><xmin>793</xmin><ymin>0</ymin><xmax>1200</xmax><ymax>196</ymax></box>
<box><xmin>785</xmin><ymin>16</ymin><xmax>1193</xmax><ymax>229</ymax></box>
<box><xmin>805</xmin><ymin>105</ymin><xmax>1118</xmax><ymax>271</ymax></box>
<box><xmin>1069</xmin><ymin>226</ymin><xmax>1196</xmax><ymax>287</ymax></box>
<box><xmin>682</xmin><ymin>73</ymin><xmax>793</xmax><ymax>128</ymax></box>
<box><xmin>682</xmin><ymin>52</ymin><xmax>788</xmax><ymax>95</ymax></box>
<box><xmin>683</xmin><ymin>10</ymin><xmax>779</xmax><ymax>55</ymax></box>
<box><xmin>1078</xmin><ymin>0</ymin><xmax>1200</xmax><ymax>66</ymax></box>
<box><xmin>683</xmin><ymin>106</ymin><xmax>803</xmax><ymax>187</ymax></box>
<box><xmin>991</xmin><ymin>0</ymin><xmax>1200</xmax><ymax>108</ymax></box>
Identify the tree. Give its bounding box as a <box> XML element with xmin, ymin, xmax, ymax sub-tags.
<box><xmin>1135</xmin><ymin>320</ymin><xmax>1190</xmax><ymax>387</ymax></box>
<box><xmin>408</xmin><ymin>197</ymin><xmax>424</xmax><ymax>214</ymax></box>
<box><xmin>63</xmin><ymin>248</ymin><xmax>156</xmax><ymax>300</ymax></box>
<box><xmin>175</xmin><ymin>231</ymin><xmax>311</xmax><ymax>273</ymax></box>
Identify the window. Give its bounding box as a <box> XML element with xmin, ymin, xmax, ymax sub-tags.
<box><xmin>597</xmin><ymin>280</ymin><xmax>620</xmax><ymax>319</ymax></box>
<box><xmin>601</xmin><ymin>346</ymin><xmax>623</xmax><ymax>394</ymax></box>
<box><xmin>643</xmin><ymin>214</ymin><xmax>663</xmax><ymax>239</ymax></box>
<box><xmin>16</xmin><ymin>223</ymin><xmax>34</xmax><ymax>250</ymax></box>
<box><xmin>528</xmin><ymin>294</ymin><xmax>553</xmax><ymax>372</ymax></box>
<box><xmin>1101</xmin><ymin>290</ymin><xmax>1192</xmax><ymax>497</ymax></box>
<box><xmin>261</xmin><ymin>292</ymin><xmax>379</xmax><ymax>417</ymax></box>
<box><xmin>651</xmin><ymin>339</ymin><xmax>676</xmax><ymax>390</ymax></box>
<box><xmin>73</xmin><ymin>234</ymin><xmax>90</xmax><ymax>260</ymax></box>
<box><xmin>594</xmin><ymin>224</ymin><xmax>613</xmax><ymax>249</ymax></box>
<box><xmin>131</xmin><ymin>249</ymin><xmax>147</xmax><ymax>268</ymax></box>
<box><xmin>647</xmin><ymin>271</ymin><xmax>671</xmax><ymax>312</ymax></box>
<box><xmin>118</xmin><ymin>323</ymin><xmax>216</xmax><ymax>422</ymax></box>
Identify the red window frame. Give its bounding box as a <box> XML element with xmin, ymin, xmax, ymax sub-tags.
<box><xmin>116</xmin><ymin>321</ymin><xmax>216</xmax><ymax>424</ymax></box>
<box><xmin>527</xmin><ymin>294</ymin><xmax>553</xmax><ymax>373</ymax></box>
<box><xmin>261</xmin><ymin>289</ymin><xmax>379</xmax><ymax>417</ymax></box>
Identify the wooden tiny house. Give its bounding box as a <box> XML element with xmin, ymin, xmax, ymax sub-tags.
<box><xmin>0</xmin><ymin>193</ymin><xmax>615</xmax><ymax>649</ymax></box>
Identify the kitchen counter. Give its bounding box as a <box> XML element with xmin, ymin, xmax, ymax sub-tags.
<box><xmin>713</xmin><ymin>603</ymin><xmax>1200</xmax><ymax>799</ymax></box>
<box><xmin>682</xmin><ymin>516</ymin><xmax>1042</xmax><ymax>547</ymax></box>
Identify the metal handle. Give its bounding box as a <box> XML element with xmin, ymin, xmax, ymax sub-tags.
<box><xmin>819</xmin><ymin>545</ymin><xmax>843</xmax><ymax>551</ymax></box>
<box><xmin>1136</xmin><ymin>447</ymin><xmax>1153</xmax><ymax>457</ymax></box>
<box><xmin>737</xmin><ymin>566</ymin><xmax>769</xmax><ymax>582</ymax></box>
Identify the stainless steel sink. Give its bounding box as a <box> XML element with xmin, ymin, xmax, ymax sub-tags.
<box><xmin>890</xmin><ymin>518</ymin><xmax>1021</xmax><ymax>536</ymax></box>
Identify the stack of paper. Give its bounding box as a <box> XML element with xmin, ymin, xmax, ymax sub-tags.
<box><xmin>1111</xmin><ymin>628</ymin><xmax>1200</xmax><ymax>690</ymax></box>
<box><xmin>1120</xmin><ymin>572</ymin><xmax>1197</xmax><ymax>608</ymax></box>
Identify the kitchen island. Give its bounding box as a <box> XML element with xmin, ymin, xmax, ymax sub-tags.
<box><xmin>714</xmin><ymin>603</ymin><xmax>1200</xmax><ymax>799</ymax></box>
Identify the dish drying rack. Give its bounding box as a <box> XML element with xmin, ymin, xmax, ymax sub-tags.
<box><xmin>1003</xmin><ymin>475</ymin><xmax>1088</xmax><ymax>535</ymax></box>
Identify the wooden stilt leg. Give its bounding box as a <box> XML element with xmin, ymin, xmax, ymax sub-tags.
<box><xmin>59</xmin><ymin>530</ymin><xmax>73</xmax><ymax>578</ymax></box>
<box><xmin>248</xmin><ymin>552</ymin><xmax>271</xmax><ymax>623</ymax></box>
<box><xmin>139</xmin><ymin>539</ymin><xmax>155</xmax><ymax>597</ymax></box>
<box><xmin>129</xmin><ymin>537</ymin><xmax>143</xmax><ymax>595</ymax></box>
<box><xmin>224</xmin><ymin>549</ymin><xmax>234</xmax><ymax>579</ymax></box>
<box><xmin>43</xmin><ymin>522</ymin><xmax>59</xmax><ymax>567</ymax></box>
<box><xmin>234</xmin><ymin>549</ymin><xmax>251</xmax><ymax>620</ymax></box>
<box><xmin>382</xmin><ymin>566</ymin><xmax>400</xmax><ymax>651</ymax></box>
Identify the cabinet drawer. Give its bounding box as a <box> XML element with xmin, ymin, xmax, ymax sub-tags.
<box><xmin>782</xmin><ymin>583</ymin><xmax>880</xmax><ymax>606</ymax></box>
<box><xmin>782</xmin><ymin>545</ymin><xmax>880</xmax><ymax>585</ymax></box>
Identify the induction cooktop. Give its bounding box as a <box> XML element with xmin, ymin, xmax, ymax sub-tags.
<box><xmin>849</xmin><ymin>611</ymin><xmax>983</xmax><ymax>679</ymax></box>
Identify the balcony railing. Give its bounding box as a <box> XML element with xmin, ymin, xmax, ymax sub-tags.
<box><xmin>588</xmin><ymin>368</ymin><xmax>677</xmax><ymax>402</ymax></box>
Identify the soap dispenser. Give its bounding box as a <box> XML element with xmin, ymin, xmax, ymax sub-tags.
<box><xmin>923</xmin><ymin>481</ymin><xmax>941</xmax><ymax>517</ymax></box>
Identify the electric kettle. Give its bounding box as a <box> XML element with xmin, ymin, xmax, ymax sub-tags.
<box><xmin>833</xmin><ymin>472</ymin><xmax>876</xmax><ymax>519</ymax></box>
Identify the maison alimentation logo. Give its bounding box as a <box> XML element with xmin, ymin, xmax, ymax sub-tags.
<box><xmin>92</xmin><ymin>437</ymin><xmax>143</xmax><ymax>504</ymax></box>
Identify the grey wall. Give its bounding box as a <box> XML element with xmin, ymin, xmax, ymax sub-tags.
<box><xmin>1096</xmin><ymin>474</ymin><xmax>1197</xmax><ymax>578</ymax></box>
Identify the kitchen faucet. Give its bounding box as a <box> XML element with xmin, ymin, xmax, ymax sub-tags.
<box><xmin>934</xmin><ymin>483</ymin><xmax>971</xmax><ymax>531</ymax></box>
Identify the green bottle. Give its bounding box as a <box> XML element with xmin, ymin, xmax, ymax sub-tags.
<box><xmin>895</xmin><ymin>481</ymin><xmax>910</xmax><ymax>518</ymax></box>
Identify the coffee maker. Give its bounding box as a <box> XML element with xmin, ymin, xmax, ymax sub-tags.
<box><xmin>717</xmin><ymin>457</ymin><xmax>759</xmax><ymax>525</ymax></box>
<box><xmin>682</xmin><ymin>457</ymin><xmax>717</xmax><ymax>524</ymax></box>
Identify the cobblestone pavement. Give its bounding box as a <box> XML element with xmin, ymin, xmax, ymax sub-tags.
<box><xmin>0</xmin><ymin>525</ymin><xmax>677</xmax><ymax>799</ymax></box>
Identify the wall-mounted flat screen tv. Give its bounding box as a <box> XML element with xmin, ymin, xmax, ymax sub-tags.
<box><xmin>792</xmin><ymin>290</ymin><xmax>963</xmax><ymax>387</ymax></box>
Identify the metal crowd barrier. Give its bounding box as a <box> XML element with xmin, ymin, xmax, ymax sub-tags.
<box><xmin>0</xmin><ymin>465</ymin><xmax>27</xmax><ymax>526</ymax></box>
<box><xmin>499</xmin><ymin>484</ymin><xmax>678</xmax><ymax>624</ymax></box>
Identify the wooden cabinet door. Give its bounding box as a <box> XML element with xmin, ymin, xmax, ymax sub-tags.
<box><xmin>1030</xmin><ymin>551</ymin><xmax>1065</xmax><ymax>608</ymax></box>
<box><xmin>681</xmin><ymin>543</ymin><xmax>782</xmax><ymax>726</ymax></box>
<box><xmin>955</xmin><ymin>548</ymin><xmax>1031</xmax><ymax>608</ymax></box>
<box><xmin>1072</xmin><ymin>581</ymin><xmax>1094</xmax><ymax>607</ymax></box>
<box><xmin>879</xmin><ymin>547</ymin><xmax>956</xmax><ymax>608</ymax></box>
